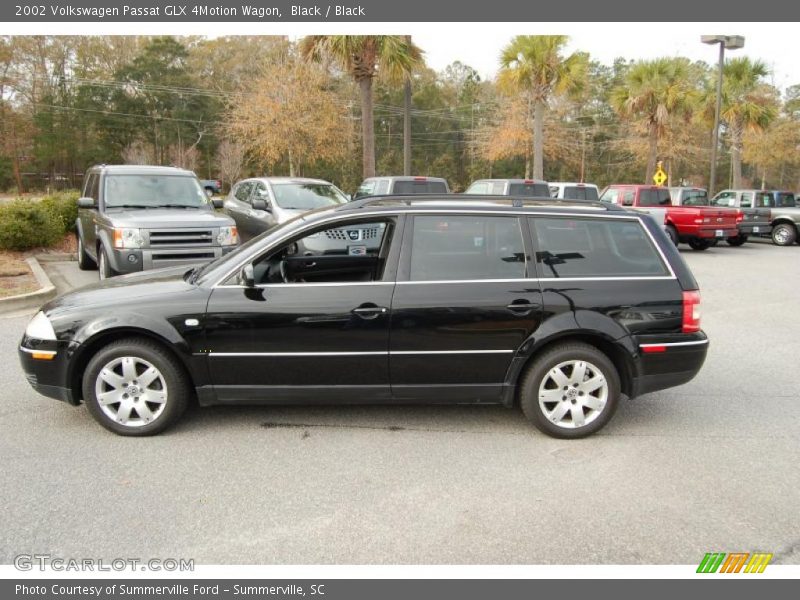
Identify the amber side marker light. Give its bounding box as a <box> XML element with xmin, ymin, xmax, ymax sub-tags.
<box><xmin>31</xmin><ymin>352</ymin><xmax>56</xmax><ymax>360</ymax></box>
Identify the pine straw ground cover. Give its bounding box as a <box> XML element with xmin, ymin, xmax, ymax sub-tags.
<box><xmin>0</xmin><ymin>234</ymin><xmax>77</xmax><ymax>299</ymax></box>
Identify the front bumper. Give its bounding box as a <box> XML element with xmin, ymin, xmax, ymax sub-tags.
<box><xmin>631</xmin><ymin>332</ymin><xmax>709</xmax><ymax>396</ymax></box>
<box><xmin>18</xmin><ymin>339</ymin><xmax>80</xmax><ymax>406</ymax></box>
<box><xmin>108</xmin><ymin>245</ymin><xmax>237</xmax><ymax>274</ymax></box>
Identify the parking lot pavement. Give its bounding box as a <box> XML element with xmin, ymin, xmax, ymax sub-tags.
<box><xmin>1</xmin><ymin>241</ymin><xmax>799</xmax><ymax>565</ymax></box>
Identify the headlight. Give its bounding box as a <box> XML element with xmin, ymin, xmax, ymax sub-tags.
<box><xmin>113</xmin><ymin>228</ymin><xmax>144</xmax><ymax>249</ymax></box>
<box><xmin>218</xmin><ymin>226</ymin><xmax>239</xmax><ymax>246</ymax></box>
<box><xmin>25</xmin><ymin>311</ymin><xmax>56</xmax><ymax>341</ymax></box>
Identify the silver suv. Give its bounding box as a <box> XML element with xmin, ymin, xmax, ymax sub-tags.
<box><xmin>76</xmin><ymin>165</ymin><xmax>239</xmax><ymax>279</ymax></box>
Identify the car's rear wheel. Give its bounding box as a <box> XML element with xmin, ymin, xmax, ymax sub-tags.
<box><xmin>83</xmin><ymin>338</ymin><xmax>190</xmax><ymax>436</ymax></box>
<box><xmin>688</xmin><ymin>238</ymin><xmax>711</xmax><ymax>251</ymax></box>
<box><xmin>665</xmin><ymin>225</ymin><xmax>678</xmax><ymax>246</ymax></box>
<box><xmin>77</xmin><ymin>233</ymin><xmax>97</xmax><ymax>270</ymax></box>
<box><xmin>519</xmin><ymin>342</ymin><xmax>620</xmax><ymax>439</ymax></box>
<box><xmin>771</xmin><ymin>223</ymin><xmax>797</xmax><ymax>246</ymax></box>
<box><xmin>726</xmin><ymin>234</ymin><xmax>748</xmax><ymax>246</ymax></box>
<box><xmin>98</xmin><ymin>245</ymin><xmax>116</xmax><ymax>280</ymax></box>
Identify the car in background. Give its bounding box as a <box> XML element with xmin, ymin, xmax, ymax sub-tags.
<box><xmin>549</xmin><ymin>182</ymin><xmax>600</xmax><ymax>201</ymax></box>
<box><xmin>75</xmin><ymin>165</ymin><xmax>239</xmax><ymax>279</ymax></box>
<box><xmin>20</xmin><ymin>195</ymin><xmax>708</xmax><ymax>438</ymax></box>
<box><xmin>693</xmin><ymin>189</ymin><xmax>772</xmax><ymax>246</ymax></box>
<box><xmin>199</xmin><ymin>178</ymin><xmax>223</xmax><ymax>197</ymax></box>
<box><xmin>600</xmin><ymin>184</ymin><xmax>738</xmax><ymax>250</ymax></box>
<box><xmin>223</xmin><ymin>177</ymin><xmax>350</xmax><ymax>241</ymax></box>
<box><xmin>353</xmin><ymin>176</ymin><xmax>450</xmax><ymax>199</ymax></box>
<box><xmin>465</xmin><ymin>178</ymin><xmax>551</xmax><ymax>197</ymax></box>
<box><xmin>712</xmin><ymin>189</ymin><xmax>798</xmax><ymax>246</ymax></box>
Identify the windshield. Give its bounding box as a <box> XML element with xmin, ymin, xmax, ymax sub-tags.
<box><xmin>272</xmin><ymin>183</ymin><xmax>348</xmax><ymax>210</ymax></box>
<box><xmin>104</xmin><ymin>174</ymin><xmax>209</xmax><ymax>208</ymax></box>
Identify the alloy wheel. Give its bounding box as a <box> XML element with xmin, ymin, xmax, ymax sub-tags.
<box><xmin>94</xmin><ymin>356</ymin><xmax>168</xmax><ymax>427</ymax></box>
<box><xmin>538</xmin><ymin>360</ymin><xmax>608</xmax><ymax>429</ymax></box>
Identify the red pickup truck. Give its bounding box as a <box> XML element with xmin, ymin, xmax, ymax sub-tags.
<box><xmin>599</xmin><ymin>185</ymin><xmax>738</xmax><ymax>250</ymax></box>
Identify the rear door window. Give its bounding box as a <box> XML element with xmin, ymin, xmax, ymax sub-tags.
<box><xmin>740</xmin><ymin>192</ymin><xmax>753</xmax><ymax>208</ymax></box>
<box><xmin>639</xmin><ymin>189</ymin><xmax>671</xmax><ymax>206</ymax></box>
<box><xmin>409</xmin><ymin>216</ymin><xmax>527</xmax><ymax>281</ymax></box>
<box><xmin>508</xmin><ymin>183</ymin><xmax>550</xmax><ymax>197</ymax></box>
<box><xmin>234</xmin><ymin>181</ymin><xmax>254</xmax><ymax>204</ymax></box>
<box><xmin>776</xmin><ymin>192</ymin><xmax>796</xmax><ymax>207</ymax></box>
<box><xmin>393</xmin><ymin>180</ymin><xmax>447</xmax><ymax>194</ymax></box>
<box><xmin>530</xmin><ymin>217</ymin><xmax>669</xmax><ymax>278</ymax></box>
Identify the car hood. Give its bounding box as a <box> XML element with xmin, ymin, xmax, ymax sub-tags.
<box><xmin>43</xmin><ymin>265</ymin><xmax>202</xmax><ymax>318</ymax></box>
<box><xmin>103</xmin><ymin>207</ymin><xmax>235</xmax><ymax>228</ymax></box>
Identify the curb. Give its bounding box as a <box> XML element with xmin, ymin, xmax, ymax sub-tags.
<box><xmin>34</xmin><ymin>252</ymin><xmax>76</xmax><ymax>262</ymax></box>
<box><xmin>0</xmin><ymin>257</ymin><xmax>57</xmax><ymax>315</ymax></box>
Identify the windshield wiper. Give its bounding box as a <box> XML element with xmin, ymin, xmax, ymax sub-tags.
<box><xmin>106</xmin><ymin>204</ymin><xmax>155</xmax><ymax>209</ymax></box>
<box><xmin>156</xmin><ymin>204</ymin><xmax>202</xmax><ymax>209</ymax></box>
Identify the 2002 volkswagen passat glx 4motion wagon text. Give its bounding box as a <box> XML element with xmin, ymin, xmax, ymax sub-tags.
<box><xmin>19</xmin><ymin>196</ymin><xmax>708</xmax><ymax>438</ymax></box>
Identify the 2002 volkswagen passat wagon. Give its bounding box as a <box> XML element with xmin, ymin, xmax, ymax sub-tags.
<box><xmin>19</xmin><ymin>197</ymin><xmax>708</xmax><ymax>438</ymax></box>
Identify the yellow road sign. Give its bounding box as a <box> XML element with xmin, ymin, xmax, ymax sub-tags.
<box><xmin>653</xmin><ymin>167</ymin><xmax>667</xmax><ymax>186</ymax></box>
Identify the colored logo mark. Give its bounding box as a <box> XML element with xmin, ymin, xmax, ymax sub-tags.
<box><xmin>697</xmin><ymin>552</ymin><xmax>773</xmax><ymax>573</ymax></box>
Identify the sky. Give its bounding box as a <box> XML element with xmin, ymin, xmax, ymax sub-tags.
<box><xmin>413</xmin><ymin>24</ymin><xmax>798</xmax><ymax>92</ymax></box>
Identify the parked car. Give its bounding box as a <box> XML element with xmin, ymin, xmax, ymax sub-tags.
<box><xmin>465</xmin><ymin>178</ymin><xmax>551</xmax><ymax>197</ymax></box>
<box><xmin>599</xmin><ymin>184</ymin><xmax>738</xmax><ymax>250</ymax></box>
<box><xmin>199</xmin><ymin>178</ymin><xmax>222</xmax><ymax>197</ymax></box>
<box><xmin>712</xmin><ymin>189</ymin><xmax>797</xmax><ymax>246</ymax></box>
<box><xmin>75</xmin><ymin>165</ymin><xmax>239</xmax><ymax>279</ymax></box>
<box><xmin>353</xmin><ymin>176</ymin><xmax>449</xmax><ymax>199</ymax></box>
<box><xmin>693</xmin><ymin>189</ymin><xmax>772</xmax><ymax>246</ymax></box>
<box><xmin>21</xmin><ymin>195</ymin><xmax>708</xmax><ymax>439</ymax></box>
<box><xmin>549</xmin><ymin>182</ymin><xmax>600</xmax><ymax>201</ymax></box>
<box><xmin>223</xmin><ymin>177</ymin><xmax>349</xmax><ymax>241</ymax></box>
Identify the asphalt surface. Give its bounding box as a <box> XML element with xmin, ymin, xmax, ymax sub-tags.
<box><xmin>1</xmin><ymin>239</ymin><xmax>799</xmax><ymax>565</ymax></box>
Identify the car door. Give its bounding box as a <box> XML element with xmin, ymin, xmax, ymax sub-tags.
<box><xmin>202</xmin><ymin>214</ymin><xmax>405</xmax><ymax>403</ymax></box>
<box><xmin>389</xmin><ymin>213</ymin><xmax>542</xmax><ymax>402</ymax></box>
<box><xmin>225</xmin><ymin>181</ymin><xmax>254</xmax><ymax>238</ymax></box>
<box><xmin>79</xmin><ymin>172</ymin><xmax>100</xmax><ymax>257</ymax></box>
<box><xmin>249</xmin><ymin>181</ymin><xmax>278</xmax><ymax>235</ymax></box>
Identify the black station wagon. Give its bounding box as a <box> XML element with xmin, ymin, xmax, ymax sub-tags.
<box><xmin>19</xmin><ymin>197</ymin><xmax>708</xmax><ymax>438</ymax></box>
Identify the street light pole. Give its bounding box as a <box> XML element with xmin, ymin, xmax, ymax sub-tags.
<box><xmin>701</xmin><ymin>35</ymin><xmax>744</xmax><ymax>196</ymax></box>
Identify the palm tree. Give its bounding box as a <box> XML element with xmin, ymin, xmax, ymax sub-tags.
<box><xmin>712</xmin><ymin>57</ymin><xmax>776</xmax><ymax>188</ymax></box>
<box><xmin>498</xmin><ymin>35</ymin><xmax>586</xmax><ymax>180</ymax></box>
<box><xmin>300</xmin><ymin>35</ymin><xmax>423</xmax><ymax>179</ymax></box>
<box><xmin>611</xmin><ymin>58</ymin><xmax>697</xmax><ymax>183</ymax></box>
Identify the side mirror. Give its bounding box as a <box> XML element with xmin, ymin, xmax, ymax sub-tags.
<box><xmin>240</xmin><ymin>263</ymin><xmax>255</xmax><ymax>288</ymax></box>
<box><xmin>252</xmin><ymin>199</ymin><xmax>269</xmax><ymax>212</ymax></box>
<box><xmin>211</xmin><ymin>198</ymin><xmax>223</xmax><ymax>209</ymax></box>
<box><xmin>77</xmin><ymin>197</ymin><xmax>96</xmax><ymax>208</ymax></box>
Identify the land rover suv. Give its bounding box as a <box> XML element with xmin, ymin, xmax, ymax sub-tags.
<box><xmin>20</xmin><ymin>196</ymin><xmax>708</xmax><ymax>439</ymax></box>
<box><xmin>75</xmin><ymin>165</ymin><xmax>240</xmax><ymax>278</ymax></box>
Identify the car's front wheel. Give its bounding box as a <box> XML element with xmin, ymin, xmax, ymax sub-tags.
<box><xmin>665</xmin><ymin>225</ymin><xmax>678</xmax><ymax>246</ymax></box>
<box><xmin>83</xmin><ymin>338</ymin><xmax>190</xmax><ymax>436</ymax></box>
<box><xmin>98</xmin><ymin>245</ymin><xmax>116</xmax><ymax>280</ymax></box>
<box><xmin>519</xmin><ymin>342</ymin><xmax>620</xmax><ymax>439</ymax></box>
<box><xmin>77</xmin><ymin>233</ymin><xmax>97</xmax><ymax>270</ymax></box>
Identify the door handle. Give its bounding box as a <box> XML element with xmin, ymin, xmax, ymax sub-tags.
<box><xmin>352</xmin><ymin>305</ymin><xmax>388</xmax><ymax>320</ymax></box>
<box><xmin>506</xmin><ymin>300</ymin><xmax>536</xmax><ymax>314</ymax></box>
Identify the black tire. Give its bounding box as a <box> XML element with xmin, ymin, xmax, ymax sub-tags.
<box><xmin>519</xmin><ymin>342</ymin><xmax>621</xmax><ymax>439</ymax></box>
<box><xmin>771</xmin><ymin>223</ymin><xmax>797</xmax><ymax>246</ymax></box>
<box><xmin>77</xmin><ymin>233</ymin><xmax>97</xmax><ymax>270</ymax></box>
<box><xmin>204</xmin><ymin>187</ymin><xmax>214</xmax><ymax>198</ymax></box>
<box><xmin>98</xmin><ymin>244</ymin><xmax>116</xmax><ymax>280</ymax></box>
<box><xmin>82</xmin><ymin>338</ymin><xmax>190</xmax><ymax>436</ymax></box>
<box><xmin>665</xmin><ymin>225</ymin><xmax>679</xmax><ymax>246</ymax></box>
<box><xmin>726</xmin><ymin>234</ymin><xmax>748</xmax><ymax>247</ymax></box>
<box><xmin>688</xmin><ymin>238</ymin><xmax>711</xmax><ymax>251</ymax></box>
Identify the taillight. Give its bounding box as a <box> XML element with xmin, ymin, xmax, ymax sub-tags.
<box><xmin>736</xmin><ymin>209</ymin><xmax>744</xmax><ymax>223</ymax></box>
<box><xmin>682</xmin><ymin>290</ymin><xmax>701</xmax><ymax>333</ymax></box>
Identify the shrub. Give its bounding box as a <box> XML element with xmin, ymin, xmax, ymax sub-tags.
<box><xmin>0</xmin><ymin>200</ymin><xmax>64</xmax><ymax>250</ymax></box>
<box><xmin>39</xmin><ymin>190</ymin><xmax>80</xmax><ymax>233</ymax></box>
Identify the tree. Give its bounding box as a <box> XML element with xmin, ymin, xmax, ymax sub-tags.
<box><xmin>299</xmin><ymin>35</ymin><xmax>423</xmax><ymax>179</ymax></box>
<box><xmin>497</xmin><ymin>35</ymin><xmax>587</xmax><ymax>179</ymax></box>
<box><xmin>611</xmin><ymin>57</ymin><xmax>697</xmax><ymax>183</ymax></box>
<box><xmin>215</xmin><ymin>138</ymin><xmax>247</xmax><ymax>191</ymax></box>
<box><xmin>712</xmin><ymin>57</ymin><xmax>777</xmax><ymax>188</ymax></box>
<box><xmin>227</xmin><ymin>60</ymin><xmax>350</xmax><ymax>176</ymax></box>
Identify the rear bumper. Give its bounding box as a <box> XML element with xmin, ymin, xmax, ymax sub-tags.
<box><xmin>696</xmin><ymin>227</ymin><xmax>738</xmax><ymax>239</ymax></box>
<box><xmin>631</xmin><ymin>332</ymin><xmax>709</xmax><ymax>396</ymax></box>
<box><xmin>737</xmin><ymin>223</ymin><xmax>772</xmax><ymax>235</ymax></box>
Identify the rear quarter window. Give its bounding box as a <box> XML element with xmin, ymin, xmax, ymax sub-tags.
<box><xmin>531</xmin><ymin>217</ymin><xmax>670</xmax><ymax>278</ymax></box>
